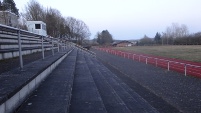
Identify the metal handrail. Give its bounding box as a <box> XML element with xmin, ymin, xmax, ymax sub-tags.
<box><xmin>0</xmin><ymin>24</ymin><xmax>73</xmax><ymax>70</ymax></box>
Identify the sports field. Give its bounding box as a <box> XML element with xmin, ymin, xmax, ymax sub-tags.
<box><xmin>113</xmin><ymin>45</ymin><xmax>201</xmax><ymax>62</ymax></box>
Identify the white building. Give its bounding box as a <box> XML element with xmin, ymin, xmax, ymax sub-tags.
<box><xmin>26</xmin><ymin>21</ymin><xmax>47</xmax><ymax>36</ymax></box>
<box><xmin>0</xmin><ymin>11</ymin><xmax>19</xmax><ymax>27</ymax></box>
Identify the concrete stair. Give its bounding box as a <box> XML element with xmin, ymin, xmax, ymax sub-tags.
<box><xmin>16</xmin><ymin>49</ymin><xmax>77</xmax><ymax>113</ymax></box>
<box><xmin>16</xmin><ymin>49</ymin><xmax>159</xmax><ymax>113</ymax></box>
<box><xmin>85</xmin><ymin>53</ymin><xmax>158</xmax><ymax>113</ymax></box>
<box><xmin>69</xmin><ymin>50</ymin><xmax>107</xmax><ymax>113</ymax></box>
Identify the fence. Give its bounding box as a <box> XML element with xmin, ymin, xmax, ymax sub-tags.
<box><xmin>98</xmin><ymin>48</ymin><xmax>201</xmax><ymax>78</ymax></box>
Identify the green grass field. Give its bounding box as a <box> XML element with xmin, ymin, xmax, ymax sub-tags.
<box><xmin>113</xmin><ymin>45</ymin><xmax>201</xmax><ymax>62</ymax></box>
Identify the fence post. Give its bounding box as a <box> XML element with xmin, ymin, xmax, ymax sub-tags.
<box><xmin>41</xmin><ymin>36</ymin><xmax>45</xmax><ymax>59</ymax></box>
<box><xmin>139</xmin><ymin>55</ymin><xmax>141</xmax><ymax>62</ymax></box>
<box><xmin>133</xmin><ymin>54</ymin><xmax>135</xmax><ymax>60</ymax></box>
<box><xmin>155</xmin><ymin>58</ymin><xmax>158</xmax><ymax>67</ymax></box>
<box><xmin>185</xmin><ymin>64</ymin><xmax>187</xmax><ymax>76</ymax></box>
<box><xmin>18</xmin><ymin>29</ymin><xmax>23</xmax><ymax>70</ymax></box>
<box><xmin>146</xmin><ymin>57</ymin><xmax>148</xmax><ymax>64</ymax></box>
<box><xmin>124</xmin><ymin>53</ymin><xmax>125</xmax><ymax>58</ymax></box>
<box><xmin>168</xmin><ymin>61</ymin><xmax>170</xmax><ymax>71</ymax></box>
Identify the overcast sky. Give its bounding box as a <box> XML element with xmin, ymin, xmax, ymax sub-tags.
<box><xmin>13</xmin><ymin>0</ymin><xmax>201</xmax><ymax>40</ymax></box>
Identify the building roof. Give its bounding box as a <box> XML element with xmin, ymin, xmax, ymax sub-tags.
<box><xmin>112</xmin><ymin>40</ymin><xmax>134</xmax><ymax>45</ymax></box>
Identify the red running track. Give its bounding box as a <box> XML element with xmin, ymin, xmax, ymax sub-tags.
<box><xmin>97</xmin><ymin>47</ymin><xmax>201</xmax><ymax>78</ymax></box>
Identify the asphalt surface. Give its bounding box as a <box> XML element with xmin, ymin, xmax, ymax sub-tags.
<box><xmin>93</xmin><ymin>48</ymin><xmax>201</xmax><ymax>113</ymax></box>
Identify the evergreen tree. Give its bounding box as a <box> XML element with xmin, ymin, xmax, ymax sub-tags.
<box><xmin>154</xmin><ymin>32</ymin><xmax>161</xmax><ymax>44</ymax></box>
<box><xmin>96</xmin><ymin>30</ymin><xmax>113</xmax><ymax>45</ymax></box>
<box><xmin>2</xmin><ymin>0</ymin><xmax>19</xmax><ymax>15</ymax></box>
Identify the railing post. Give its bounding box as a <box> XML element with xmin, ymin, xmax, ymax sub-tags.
<box><xmin>185</xmin><ymin>64</ymin><xmax>187</xmax><ymax>76</ymax></box>
<box><xmin>18</xmin><ymin>29</ymin><xmax>23</xmax><ymax>70</ymax></box>
<box><xmin>51</xmin><ymin>38</ymin><xmax>54</xmax><ymax>56</ymax></box>
<box><xmin>155</xmin><ymin>58</ymin><xmax>158</xmax><ymax>67</ymax></box>
<box><xmin>168</xmin><ymin>61</ymin><xmax>170</xmax><ymax>71</ymax></box>
<box><xmin>57</xmin><ymin>40</ymin><xmax>59</xmax><ymax>52</ymax></box>
<box><xmin>62</xmin><ymin>43</ymin><xmax>63</xmax><ymax>51</ymax></box>
<box><xmin>133</xmin><ymin>54</ymin><xmax>135</xmax><ymax>60</ymax></box>
<box><xmin>139</xmin><ymin>55</ymin><xmax>141</xmax><ymax>62</ymax></box>
<box><xmin>146</xmin><ymin>57</ymin><xmax>148</xmax><ymax>64</ymax></box>
<box><xmin>41</xmin><ymin>36</ymin><xmax>44</xmax><ymax>59</ymax></box>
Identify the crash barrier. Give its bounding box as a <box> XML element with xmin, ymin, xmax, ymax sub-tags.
<box><xmin>97</xmin><ymin>48</ymin><xmax>201</xmax><ymax>78</ymax></box>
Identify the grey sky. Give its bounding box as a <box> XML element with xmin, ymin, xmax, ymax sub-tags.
<box><xmin>14</xmin><ymin>0</ymin><xmax>201</xmax><ymax>40</ymax></box>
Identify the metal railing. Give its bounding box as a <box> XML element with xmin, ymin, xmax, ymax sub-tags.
<box><xmin>0</xmin><ymin>24</ymin><xmax>72</xmax><ymax>70</ymax></box>
<box><xmin>98</xmin><ymin>48</ymin><xmax>201</xmax><ymax>77</ymax></box>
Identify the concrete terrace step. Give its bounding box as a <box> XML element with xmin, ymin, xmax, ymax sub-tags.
<box><xmin>0</xmin><ymin>48</ymin><xmax>72</xmax><ymax>113</ymax></box>
<box><xmin>69</xmin><ymin>50</ymin><xmax>107</xmax><ymax>113</ymax></box>
<box><xmin>85</xmin><ymin>54</ymin><xmax>160</xmax><ymax>113</ymax></box>
<box><xmin>16</xmin><ymin>49</ymin><xmax>78</xmax><ymax>113</ymax></box>
<box><xmin>85</xmin><ymin>56</ymin><xmax>131</xmax><ymax>113</ymax></box>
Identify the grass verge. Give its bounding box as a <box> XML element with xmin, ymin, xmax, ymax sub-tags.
<box><xmin>113</xmin><ymin>45</ymin><xmax>201</xmax><ymax>62</ymax></box>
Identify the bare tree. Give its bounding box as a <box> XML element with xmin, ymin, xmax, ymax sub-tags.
<box><xmin>23</xmin><ymin>0</ymin><xmax>45</xmax><ymax>21</ymax></box>
<box><xmin>162</xmin><ymin>23</ymin><xmax>189</xmax><ymax>45</ymax></box>
<box><xmin>165</xmin><ymin>23</ymin><xmax>189</xmax><ymax>38</ymax></box>
<box><xmin>65</xmin><ymin>17</ymin><xmax>91</xmax><ymax>44</ymax></box>
<box><xmin>180</xmin><ymin>24</ymin><xmax>189</xmax><ymax>37</ymax></box>
<box><xmin>139</xmin><ymin>35</ymin><xmax>153</xmax><ymax>45</ymax></box>
<box><xmin>22</xmin><ymin>0</ymin><xmax>91</xmax><ymax>42</ymax></box>
<box><xmin>45</xmin><ymin>7</ymin><xmax>64</xmax><ymax>37</ymax></box>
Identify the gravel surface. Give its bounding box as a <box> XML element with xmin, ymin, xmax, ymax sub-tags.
<box><xmin>93</xmin><ymin>49</ymin><xmax>201</xmax><ymax>113</ymax></box>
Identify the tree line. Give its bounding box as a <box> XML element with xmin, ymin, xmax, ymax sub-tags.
<box><xmin>22</xmin><ymin>0</ymin><xmax>91</xmax><ymax>45</ymax></box>
<box><xmin>139</xmin><ymin>23</ymin><xmax>201</xmax><ymax>45</ymax></box>
<box><xmin>1</xmin><ymin>0</ymin><xmax>91</xmax><ymax>45</ymax></box>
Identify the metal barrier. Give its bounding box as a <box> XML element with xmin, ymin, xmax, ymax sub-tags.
<box><xmin>97</xmin><ymin>48</ymin><xmax>201</xmax><ymax>78</ymax></box>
